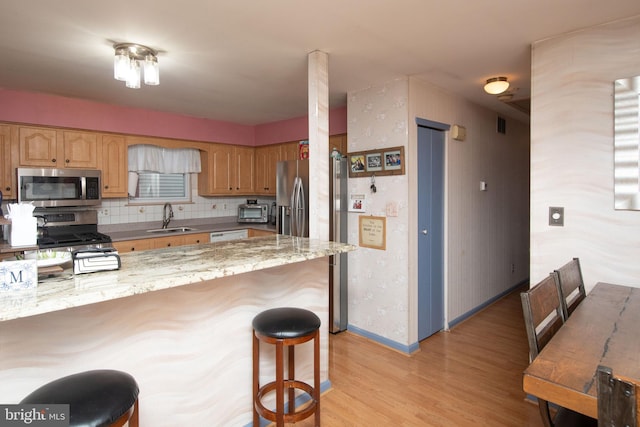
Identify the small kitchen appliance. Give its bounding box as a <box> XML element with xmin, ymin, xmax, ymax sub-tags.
<box><xmin>237</xmin><ymin>203</ymin><xmax>269</xmax><ymax>223</ymax></box>
<box><xmin>17</xmin><ymin>168</ymin><xmax>101</xmax><ymax>208</ymax></box>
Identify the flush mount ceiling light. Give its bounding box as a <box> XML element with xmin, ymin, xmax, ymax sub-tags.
<box><xmin>113</xmin><ymin>43</ymin><xmax>159</xmax><ymax>89</ymax></box>
<box><xmin>483</xmin><ymin>77</ymin><xmax>509</xmax><ymax>95</ymax></box>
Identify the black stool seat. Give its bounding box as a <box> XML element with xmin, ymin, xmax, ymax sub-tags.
<box><xmin>20</xmin><ymin>370</ymin><xmax>139</xmax><ymax>427</ymax></box>
<box><xmin>252</xmin><ymin>307</ymin><xmax>321</xmax><ymax>339</ymax></box>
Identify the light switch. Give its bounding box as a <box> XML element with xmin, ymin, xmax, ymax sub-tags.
<box><xmin>549</xmin><ymin>207</ymin><xmax>564</xmax><ymax>226</ymax></box>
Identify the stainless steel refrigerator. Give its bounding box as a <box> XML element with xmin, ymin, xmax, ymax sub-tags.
<box><xmin>276</xmin><ymin>159</ymin><xmax>309</xmax><ymax>237</ymax></box>
<box><xmin>329</xmin><ymin>157</ymin><xmax>348</xmax><ymax>333</ymax></box>
<box><xmin>276</xmin><ymin>157</ymin><xmax>348</xmax><ymax>333</ymax></box>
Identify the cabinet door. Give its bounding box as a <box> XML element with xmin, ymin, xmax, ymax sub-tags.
<box><xmin>183</xmin><ymin>233</ymin><xmax>210</xmax><ymax>245</ymax></box>
<box><xmin>150</xmin><ymin>235</ymin><xmax>185</xmax><ymax>249</ymax></box>
<box><xmin>248</xmin><ymin>229</ymin><xmax>276</xmax><ymax>237</ymax></box>
<box><xmin>254</xmin><ymin>145</ymin><xmax>279</xmax><ymax>195</ymax></box>
<box><xmin>198</xmin><ymin>144</ymin><xmax>234</xmax><ymax>195</ymax></box>
<box><xmin>100</xmin><ymin>135</ymin><xmax>128</xmax><ymax>198</ymax></box>
<box><xmin>112</xmin><ymin>239</ymin><xmax>153</xmax><ymax>253</ymax></box>
<box><xmin>0</xmin><ymin>125</ymin><xmax>13</xmax><ymax>197</ymax></box>
<box><xmin>329</xmin><ymin>133</ymin><xmax>348</xmax><ymax>157</ymax></box>
<box><xmin>18</xmin><ymin>126</ymin><xmax>58</xmax><ymax>167</ymax></box>
<box><xmin>234</xmin><ymin>145</ymin><xmax>255</xmax><ymax>194</ymax></box>
<box><xmin>62</xmin><ymin>131</ymin><xmax>98</xmax><ymax>168</ymax></box>
<box><xmin>281</xmin><ymin>141</ymin><xmax>300</xmax><ymax>161</ymax></box>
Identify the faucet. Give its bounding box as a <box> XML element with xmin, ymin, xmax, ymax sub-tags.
<box><xmin>162</xmin><ymin>203</ymin><xmax>174</xmax><ymax>229</ymax></box>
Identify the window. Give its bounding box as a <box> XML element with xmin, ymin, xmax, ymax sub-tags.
<box><xmin>127</xmin><ymin>144</ymin><xmax>201</xmax><ymax>204</ymax></box>
<box><xmin>129</xmin><ymin>172</ymin><xmax>190</xmax><ymax>203</ymax></box>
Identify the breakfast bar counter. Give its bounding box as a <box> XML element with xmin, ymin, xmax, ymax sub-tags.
<box><xmin>0</xmin><ymin>235</ymin><xmax>354</xmax><ymax>322</ymax></box>
<box><xmin>0</xmin><ymin>235</ymin><xmax>355</xmax><ymax>426</ymax></box>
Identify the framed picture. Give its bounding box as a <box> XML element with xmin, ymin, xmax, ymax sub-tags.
<box><xmin>349</xmin><ymin>194</ymin><xmax>366</xmax><ymax>212</ymax></box>
<box><xmin>366</xmin><ymin>153</ymin><xmax>383</xmax><ymax>172</ymax></box>
<box><xmin>384</xmin><ymin>149</ymin><xmax>402</xmax><ymax>170</ymax></box>
<box><xmin>349</xmin><ymin>154</ymin><xmax>366</xmax><ymax>174</ymax></box>
<box><xmin>347</xmin><ymin>146</ymin><xmax>405</xmax><ymax>177</ymax></box>
<box><xmin>358</xmin><ymin>216</ymin><xmax>386</xmax><ymax>250</ymax></box>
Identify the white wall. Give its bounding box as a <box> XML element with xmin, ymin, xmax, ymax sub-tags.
<box><xmin>530</xmin><ymin>15</ymin><xmax>640</xmax><ymax>288</ymax></box>
<box><xmin>347</xmin><ymin>76</ymin><xmax>530</xmax><ymax>348</ymax></box>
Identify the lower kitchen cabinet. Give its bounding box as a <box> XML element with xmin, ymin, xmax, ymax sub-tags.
<box><xmin>112</xmin><ymin>232</ymin><xmax>211</xmax><ymax>253</ymax></box>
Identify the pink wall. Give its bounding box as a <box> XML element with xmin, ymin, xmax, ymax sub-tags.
<box><xmin>254</xmin><ymin>106</ymin><xmax>347</xmax><ymax>146</ymax></box>
<box><xmin>0</xmin><ymin>89</ymin><xmax>347</xmax><ymax>146</ymax></box>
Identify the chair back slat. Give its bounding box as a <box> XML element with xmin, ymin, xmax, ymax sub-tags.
<box><xmin>520</xmin><ymin>274</ymin><xmax>565</xmax><ymax>360</ymax></box>
<box><xmin>555</xmin><ymin>258</ymin><xmax>587</xmax><ymax>319</ymax></box>
<box><xmin>597</xmin><ymin>365</ymin><xmax>638</xmax><ymax>427</ymax></box>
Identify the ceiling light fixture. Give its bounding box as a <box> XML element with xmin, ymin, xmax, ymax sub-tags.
<box><xmin>113</xmin><ymin>43</ymin><xmax>159</xmax><ymax>89</ymax></box>
<box><xmin>484</xmin><ymin>77</ymin><xmax>509</xmax><ymax>95</ymax></box>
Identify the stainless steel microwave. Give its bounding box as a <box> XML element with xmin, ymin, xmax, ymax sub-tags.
<box><xmin>237</xmin><ymin>203</ymin><xmax>269</xmax><ymax>223</ymax></box>
<box><xmin>17</xmin><ymin>168</ymin><xmax>101</xmax><ymax>207</ymax></box>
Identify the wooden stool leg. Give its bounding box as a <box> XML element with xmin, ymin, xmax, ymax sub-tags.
<box><xmin>129</xmin><ymin>399</ymin><xmax>139</xmax><ymax>427</ymax></box>
<box><xmin>253</xmin><ymin>331</ymin><xmax>260</xmax><ymax>427</ymax></box>
<box><xmin>276</xmin><ymin>340</ymin><xmax>284</xmax><ymax>427</ymax></box>
<box><xmin>288</xmin><ymin>345</ymin><xmax>295</xmax><ymax>414</ymax></box>
<box><xmin>314</xmin><ymin>329</ymin><xmax>320</xmax><ymax>427</ymax></box>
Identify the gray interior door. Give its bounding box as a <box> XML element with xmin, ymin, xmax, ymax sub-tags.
<box><xmin>417</xmin><ymin>120</ymin><xmax>446</xmax><ymax>341</ymax></box>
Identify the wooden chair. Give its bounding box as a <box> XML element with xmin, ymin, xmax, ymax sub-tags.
<box><xmin>554</xmin><ymin>258</ymin><xmax>587</xmax><ymax>319</ymax></box>
<box><xmin>521</xmin><ymin>275</ymin><xmax>596</xmax><ymax>427</ymax></box>
<box><xmin>597</xmin><ymin>365</ymin><xmax>638</xmax><ymax>427</ymax></box>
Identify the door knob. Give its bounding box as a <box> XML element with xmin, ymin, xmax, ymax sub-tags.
<box><xmin>421</xmin><ymin>229</ymin><xmax>428</xmax><ymax>235</ymax></box>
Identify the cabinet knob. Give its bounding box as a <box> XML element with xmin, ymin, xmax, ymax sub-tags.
<box><xmin>51</xmin><ymin>158</ymin><xmax>56</xmax><ymax>163</ymax></box>
<box><xmin>65</xmin><ymin>159</ymin><xmax>70</xmax><ymax>163</ymax></box>
<box><xmin>104</xmin><ymin>185</ymin><xmax>109</xmax><ymax>189</ymax></box>
<box><xmin>4</xmin><ymin>187</ymin><xmax>9</xmax><ymax>192</ymax></box>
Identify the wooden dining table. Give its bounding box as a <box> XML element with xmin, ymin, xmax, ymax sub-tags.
<box><xmin>523</xmin><ymin>282</ymin><xmax>640</xmax><ymax>418</ymax></box>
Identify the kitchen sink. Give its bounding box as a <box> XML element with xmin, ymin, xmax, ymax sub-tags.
<box><xmin>146</xmin><ymin>227</ymin><xmax>196</xmax><ymax>234</ymax></box>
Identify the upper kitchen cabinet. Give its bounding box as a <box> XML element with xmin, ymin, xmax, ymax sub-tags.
<box><xmin>0</xmin><ymin>125</ymin><xmax>14</xmax><ymax>197</ymax></box>
<box><xmin>255</xmin><ymin>144</ymin><xmax>280</xmax><ymax>195</ymax></box>
<box><xmin>99</xmin><ymin>134</ymin><xmax>127</xmax><ymax>198</ymax></box>
<box><xmin>329</xmin><ymin>133</ymin><xmax>347</xmax><ymax>157</ymax></box>
<box><xmin>199</xmin><ymin>144</ymin><xmax>255</xmax><ymax>196</ymax></box>
<box><xmin>281</xmin><ymin>141</ymin><xmax>300</xmax><ymax>161</ymax></box>
<box><xmin>18</xmin><ymin>126</ymin><xmax>98</xmax><ymax>169</ymax></box>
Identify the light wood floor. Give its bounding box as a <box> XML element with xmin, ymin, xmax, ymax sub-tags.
<box><xmin>295</xmin><ymin>287</ymin><xmax>543</xmax><ymax>426</ymax></box>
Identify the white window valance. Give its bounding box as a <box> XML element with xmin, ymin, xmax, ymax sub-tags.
<box><xmin>128</xmin><ymin>145</ymin><xmax>201</xmax><ymax>174</ymax></box>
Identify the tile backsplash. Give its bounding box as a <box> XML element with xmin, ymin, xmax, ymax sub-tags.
<box><xmin>97</xmin><ymin>190</ymin><xmax>275</xmax><ymax>226</ymax></box>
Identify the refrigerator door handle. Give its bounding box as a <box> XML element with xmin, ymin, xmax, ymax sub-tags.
<box><xmin>298</xmin><ymin>177</ymin><xmax>305</xmax><ymax>237</ymax></box>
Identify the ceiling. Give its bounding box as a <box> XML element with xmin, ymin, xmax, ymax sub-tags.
<box><xmin>2</xmin><ymin>1</ymin><xmax>640</xmax><ymax>126</ymax></box>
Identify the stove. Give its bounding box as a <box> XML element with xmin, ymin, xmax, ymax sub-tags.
<box><xmin>35</xmin><ymin>208</ymin><xmax>112</xmax><ymax>251</ymax></box>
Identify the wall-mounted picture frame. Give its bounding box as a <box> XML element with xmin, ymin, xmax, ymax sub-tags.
<box><xmin>347</xmin><ymin>146</ymin><xmax>405</xmax><ymax>177</ymax></box>
<box><xmin>366</xmin><ymin>153</ymin><xmax>383</xmax><ymax>172</ymax></box>
<box><xmin>358</xmin><ymin>215</ymin><xmax>386</xmax><ymax>250</ymax></box>
<box><xmin>384</xmin><ymin>149</ymin><xmax>402</xmax><ymax>171</ymax></box>
<box><xmin>349</xmin><ymin>154</ymin><xmax>366</xmax><ymax>174</ymax></box>
<box><xmin>349</xmin><ymin>194</ymin><xmax>366</xmax><ymax>212</ymax></box>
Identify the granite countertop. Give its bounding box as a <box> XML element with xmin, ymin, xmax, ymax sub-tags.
<box><xmin>0</xmin><ymin>235</ymin><xmax>355</xmax><ymax>322</ymax></box>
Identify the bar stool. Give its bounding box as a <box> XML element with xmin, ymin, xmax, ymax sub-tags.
<box><xmin>252</xmin><ymin>307</ymin><xmax>320</xmax><ymax>426</ymax></box>
<box><xmin>20</xmin><ymin>369</ymin><xmax>139</xmax><ymax>427</ymax></box>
